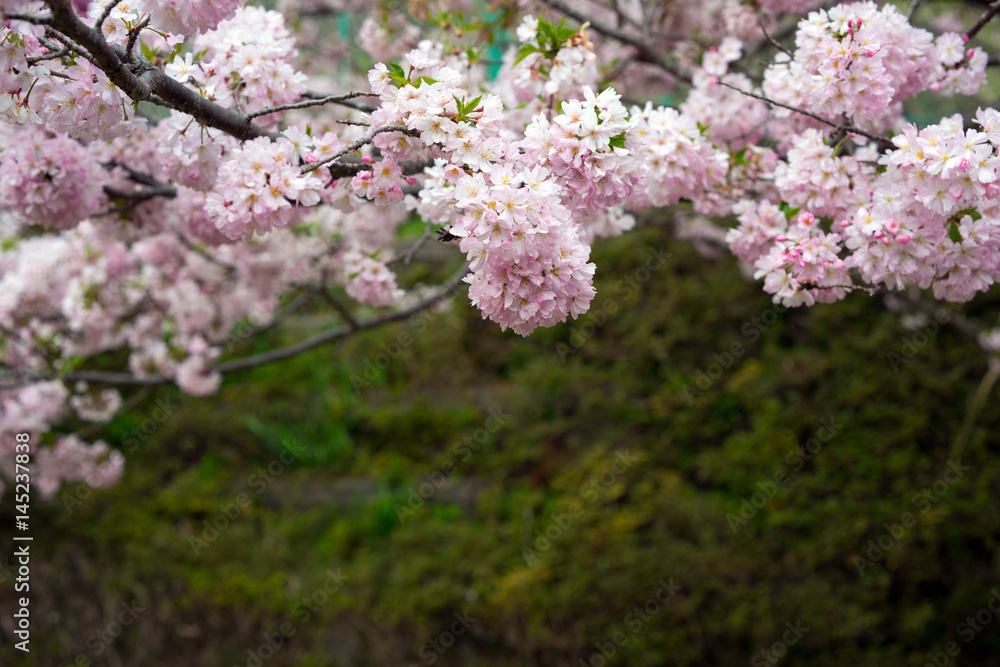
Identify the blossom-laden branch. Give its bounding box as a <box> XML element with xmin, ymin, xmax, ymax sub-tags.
<box><xmin>966</xmin><ymin>0</ymin><xmax>1000</xmax><ymax>41</ymax></box>
<box><xmin>245</xmin><ymin>91</ymin><xmax>379</xmax><ymax>120</ymax></box>
<box><xmin>714</xmin><ymin>81</ymin><xmax>894</xmax><ymax>149</ymax></box>
<box><xmin>0</xmin><ymin>266</ymin><xmax>469</xmax><ymax>389</ymax></box>
<box><xmin>39</xmin><ymin>0</ymin><xmax>279</xmax><ymax>141</ymax></box>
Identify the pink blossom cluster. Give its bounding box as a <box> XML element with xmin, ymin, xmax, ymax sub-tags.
<box><xmin>0</xmin><ymin>380</ymin><xmax>124</xmax><ymax>499</ymax></box>
<box><xmin>342</xmin><ymin>249</ymin><xmax>405</xmax><ymax>307</ymax></box>
<box><xmin>448</xmin><ymin>163</ymin><xmax>596</xmax><ymax>336</ymax></box>
<box><xmin>763</xmin><ymin>2</ymin><xmax>986</xmax><ymax>127</ymax></box>
<box><xmin>518</xmin><ymin>87</ymin><xmax>640</xmax><ymax>217</ymax></box>
<box><xmin>495</xmin><ymin>14</ymin><xmax>599</xmax><ymax>126</ymax></box>
<box><xmin>626</xmin><ymin>103</ymin><xmax>729</xmax><ymax>211</ymax></box>
<box><xmin>840</xmin><ymin>110</ymin><xmax>1000</xmax><ymax>300</ymax></box>
<box><xmin>752</xmin><ymin>211</ymin><xmax>850</xmax><ymax>306</ymax></box>
<box><xmin>0</xmin><ymin>125</ymin><xmax>106</xmax><ymax>229</ymax></box>
<box><xmin>181</xmin><ymin>6</ymin><xmax>307</xmax><ymax>129</ymax></box>
<box><xmin>365</xmin><ymin>50</ymin><xmax>598</xmax><ymax>333</ymax></box>
<box><xmin>88</xmin><ymin>0</ymin><xmax>242</xmax><ymax>40</ymax></box>
<box><xmin>773</xmin><ymin>128</ymin><xmax>876</xmax><ymax>220</ymax></box>
<box><xmin>205</xmin><ymin>136</ymin><xmax>323</xmax><ymax>241</ymax></box>
<box><xmin>34</xmin><ymin>434</ymin><xmax>125</xmax><ymax>498</ymax></box>
<box><xmin>681</xmin><ymin>40</ymin><xmax>769</xmax><ymax>148</ymax></box>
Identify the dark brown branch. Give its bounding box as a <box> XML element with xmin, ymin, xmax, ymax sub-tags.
<box><xmin>212</xmin><ymin>267</ymin><xmax>469</xmax><ymax>374</ymax></box>
<box><xmin>247</xmin><ymin>91</ymin><xmax>378</xmax><ymax>120</ymax></box>
<box><xmin>43</xmin><ymin>0</ymin><xmax>279</xmax><ymax>142</ymax></box>
<box><xmin>303</xmin><ymin>89</ymin><xmax>377</xmax><ymax>113</ymax></box>
<box><xmin>715</xmin><ymin>80</ymin><xmax>894</xmax><ymax>149</ymax></box>
<box><xmin>0</xmin><ymin>267</ymin><xmax>469</xmax><ymax>389</ymax></box>
<box><xmin>966</xmin><ymin>0</ymin><xmax>1000</xmax><ymax>41</ymax></box>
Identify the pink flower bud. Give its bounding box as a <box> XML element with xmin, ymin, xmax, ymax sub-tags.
<box><xmin>963</xmin><ymin>34</ymin><xmax>970</xmax><ymax>43</ymax></box>
<box><xmin>304</xmin><ymin>153</ymin><xmax>318</xmax><ymax>164</ymax></box>
<box><xmin>361</xmin><ymin>155</ymin><xmax>373</xmax><ymax>165</ymax></box>
<box><xmin>967</xmin><ymin>48</ymin><xmax>976</xmax><ymax>59</ymax></box>
<box><xmin>865</xmin><ymin>50</ymin><xmax>876</xmax><ymax>57</ymax></box>
<box><xmin>897</xmin><ymin>234</ymin><xmax>911</xmax><ymax>244</ymax></box>
<box><xmin>873</xmin><ymin>231</ymin><xmax>882</xmax><ymax>238</ymax></box>
<box><xmin>848</xmin><ymin>19</ymin><xmax>854</xmax><ymax>28</ymax></box>
<box><xmin>776</xmin><ymin>235</ymin><xmax>787</xmax><ymax>242</ymax></box>
<box><xmin>406</xmin><ymin>176</ymin><xmax>417</xmax><ymax>185</ymax></box>
<box><xmin>959</xmin><ymin>158</ymin><xmax>970</xmax><ymax>170</ymax></box>
<box><xmin>882</xmin><ymin>236</ymin><xmax>890</xmax><ymax>245</ymax></box>
<box><xmin>840</xmin><ymin>220</ymin><xmax>850</xmax><ymax>228</ymax></box>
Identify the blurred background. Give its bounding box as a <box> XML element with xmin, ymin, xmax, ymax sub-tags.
<box><xmin>4</xmin><ymin>0</ymin><xmax>1000</xmax><ymax>665</ymax></box>
<box><xmin>3</xmin><ymin>219</ymin><xmax>1000</xmax><ymax>666</ymax></box>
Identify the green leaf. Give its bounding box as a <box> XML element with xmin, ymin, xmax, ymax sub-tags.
<box><xmin>949</xmin><ymin>221</ymin><xmax>962</xmax><ymax>243</ymax></box>
<box><xmin>954</xmin><ymin>207</ymin><xmax>981</xmax><ymax>221</ymax></box>
<box><xmin>778</xmin><ymin>202</ymin><xmax>801</xmax><ymax>221</ymax></box>
<box><xmin>732</xmin><ymin>148</ymin><xmax>748</xmax><ymax>166</ymax></box>
<box><xmin>514</xmin><ymin>43</ymin><xmax>538</xmax><ymax>65</ymax></box>
<box><xmin>466</xmin><ymin>95</ymin><xmax>482</xmax><ymax>112</ymax></box>
<box><xmin>609</xmin><ymin>133</ymin><xmax>626</xmax><ymax>150</ymax></box>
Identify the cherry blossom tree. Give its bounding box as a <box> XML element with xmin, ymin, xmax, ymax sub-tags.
<box><xmin>2</xmin><ymin>0</ymin><xmax>1000</xmax><ymax>497</ymax></box>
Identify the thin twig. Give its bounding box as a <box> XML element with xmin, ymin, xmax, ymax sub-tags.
<box><xmin>715</xmin><ymin>80</ymin><xmax>894</xmax><ymax>148</ymax></box>
<box><xmin>759</xmin><ymin>16</ymin><xmax>791</xmax><ymax>57</ymax></box>
<box><xmin>907</xmin><ymin>0</ymin><xmax>924</xmax><ymax>22</ymax></box>
<box><xmin>73</xmin><ymin>386</ymin><xmax>155</xmax><ymax>440</ymax></box>
<box><xmin>245</xmin><ymin>91</ymin><xmax>378</xmax><ymax>121</ymax></box>
<box><xmin>966</xmin><ymin>0</ymin><xmax>1000</xmax><ymax>41</ymax></box>
<box><xmin>949</xmin><ymin>355</ymin><xmax>1000</xmax><ymax>461</ymax></box>
<box><xmin>301</xmin><ymin>124</ymin><xmax>415</xmax><ymax>174</ymax></box>
<box><xmin>212</xmin><ymin>266</ymin><xmax>469</xmax><ymax>374</ymax></box>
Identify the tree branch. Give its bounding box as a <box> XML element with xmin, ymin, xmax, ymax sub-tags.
<box><xmin>42</xmin><ymin>0</ymin><xmax>279</xmax><ymax>142</ymax></box>
<box><xmin>301</xmin><ymin>125</ymin><xmax>416</xmax><ymax>174</ymax></box>
<box><xmin>247</xmin><ymin>91</ymin><xmax>378</xmax><ymax>120</ymax></box>
<box><xmin>965</xmin><ymin>0</ymin><xmax>1000</xmax><ymax>41</ymax></box>
<box><xmin>0</xmin><ymin>267</ymin><xmax>469</xmax><ymax>389</ymax></box>
<box><xmin>715</xmin><ymin>80</ymin><xmax>894</xmax><ymax>149</ymax></box>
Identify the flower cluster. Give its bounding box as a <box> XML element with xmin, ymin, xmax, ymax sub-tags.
<box><xmin>763</xmin><ymin>2</ymin><xmax>985</xmax><ymax>126</ymax></box>
<box><xmin>182</xmin><ymin>6</ymin><xmax>308</xmax><ymax>129</ymax></box>
<box><xmin>752</xmin><ymin>212</ymin><xmax>851</xmax><ymax>306</ymax></box>
<box><xmin>519</xmin><ymin>87</ymin><xmax>640</xmax><ymax>219</ymax></box>
<box><xmin>773</xmin><ymin>128</ymin><xmax>876</xmax><ymax>220</ymax></box>
<box><xmin>840</xmin><ymin>110</ymin><xmax>1000</xmax><ymax>301</ymax></box>
<box><xmin>627</xmin><ymin>104</ymin><xmax>729</xmax><ymax>211</ymax></box>
<box><xmin>0</xmin><ymin>125</ymin><xmax>106</xmax><ymax>229</ymax></box>
<box><xmin>205</xmin><ymin>137</ymin><xmax>323</xmax><ymax>241</ymax></box>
